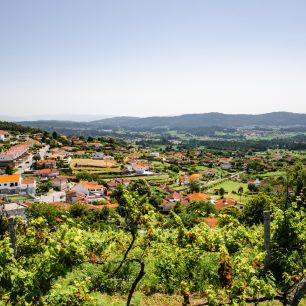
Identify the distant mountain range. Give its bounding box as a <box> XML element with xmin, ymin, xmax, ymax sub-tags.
<box><xmin>18</xmin><ymin>112</ymin><xmax>306</xmax><ymax>132</ymax></box>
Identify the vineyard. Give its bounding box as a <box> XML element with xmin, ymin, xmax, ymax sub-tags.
<box><xmin>0</xmin><ymin>182</ymin><xmax>305</xmax><ymax>305</ymax></box>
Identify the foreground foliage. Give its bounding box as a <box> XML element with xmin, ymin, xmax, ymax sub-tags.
<box><xmin>0</xmin><ymin>185</ymin><xmax>305</xmax><ymax>305</ymax></box>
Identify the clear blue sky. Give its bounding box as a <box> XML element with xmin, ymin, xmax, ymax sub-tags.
<box><xmin>0</xmin><ymin>0</ymin><xmax>306</xmax><ymax>117</ymax></box>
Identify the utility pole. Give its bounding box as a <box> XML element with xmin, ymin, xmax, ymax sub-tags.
<box><xmin>264</xmin><ymin>210</ymin><xmax>271</xmax><ymax>271</ymax></box>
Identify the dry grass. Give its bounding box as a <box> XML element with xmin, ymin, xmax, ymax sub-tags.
<box><xmin>70</xmin><ymin>158</ymin><xmax>118</xmax><ymax>169</ymax></box>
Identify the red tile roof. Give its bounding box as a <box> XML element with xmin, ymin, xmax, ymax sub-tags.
<box><xmin>187</xmin><ymin>193</ymin><xmax>210</xmax><ymax>201</ymax></box>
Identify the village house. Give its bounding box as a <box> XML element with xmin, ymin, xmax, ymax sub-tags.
<box><xmin>125</xmin><ymin>154</ymin><xmax>141</xmax><ymax>162</ymax></box>
<box><xmin>201</xmin><ymin>170</ymin><xmax>216</xmax><ymax>178</ymax></box>
<box><xmin>189</xmin><ymin>174</ymin><xmax>202</xmax><ymax>181</ymax></box>
<box><xmin>212</xmin><ymin>198</ymin><xmax>244</xmax><ymax>210</ymax></box>
<box><xmin>92</xmin><ymin>152</ymin><xmax>104</xmax><ymax>160</ymax></box>
<box><xmin>127</xmin><ymin>161</ymin><xmax>150</xmax><ymax>175</ymax></box>
<box><xmin>34</xmin><ymin>169</ymin><xmax>60</xmax><ymax>178</ymax></box>
<box><xmin>66</xmin><ymin>191</ymin><xmax>88</xmax><ymax>203</ymax></box>
<box><xmin>166</xmin><ymin>192</ymin><xmax>183</xmax><ymax>203</ymax></box>
<box><xmin>159</xmin><ymin>192</ymin><xmax>189</xmax><ymax>211</ymax></box>
<box><xmin>149</xmin><ymin>152</ymin><xmax>160</xmax><ymax>158</ymax></box>
<box><xmin>72</xmin><ymin>181</ymin><xmax>106</xmax><ymax>200</ymax></box>
<box><xmin>187</xmin><ymin>192</ymin><xmax>210</xmax><ymax>202</ymax></box>
<box><xmin>51</xmin><ymin>177</ymin><xmax>69</xmax><ymax>191</ymax></box>
<box><xmin>23</xmin><ymin>139</ymin><xmax>41</xmax><ymax>147</ymax></box>
<box><xmin>47</xmin><ymin>153</ymin><xmax>68</xmax><ymax>160</ymax></box>
<box><xmin>37</xmin><ymin>159</ymin><xmax>57</xmax><ymax>169</ymax></box>
<box><xmin>0</xmin><ymin>130</ymin><xmax>10</xmax><ymax>142</ymax></box>
<box><xmin>178</xmin><ymin>175</ymin><xmax>190</xmax><ymax>185</ymax></box>
<box><xmin>103</xmin><ymin>155</ymin><xmax>114</xmax><ymax>160</ymax></box>
<box><xmin>0</xmin><ymin>174</ymin><xmax>36</xmax><ymax>195</ymax></box>
<box><xmin>87</xmin><ymin>142</ymin><xmax>103</xmax><ymax>149</ymax></box>
<box><xmin>16</xmin><ymin>134</ymin><xmax>30</xmax><ymax>140</ymax></box>
<box><xmin>107</xmin><ymin>178</ymin><xmax>130</xmax><ymax>188</ymax></box>
<box><xmin>0</xmin><ymin>144</ymin><xmax>29</xmax><ymax>167</ymax></box>
<box><xmin>21</xmin><ymin>178</ymin><xmax>37</xmax><ymax>195</ymax></box>
<box><xmin>219</xmin><ymin>158</ymin><xmax>233</xmax><ymax>170</ymax></box>
<box><xmin>32</xmin><ymin>133</ymin><xmax>44</xmax><ymax>140</ymax></box>
<box><xmin>61</xmin><ymin>146</ymin><xmax>74</xmax><ymax>152</ymax></box>
<box><xmin>178</xmin><ymin>173</ymin><xmax>202</xmax><ymax>185</ymax></box>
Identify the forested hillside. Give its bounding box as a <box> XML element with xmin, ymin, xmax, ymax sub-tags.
<box><xmin>0</xmin><ymin>121</ymin><xmax>42</xmax><ymax>133</ymax></box>
<box><xmin>20</xmin><ymin>112</ymin><xmax>306</xmax><ymax>133</ymax></box>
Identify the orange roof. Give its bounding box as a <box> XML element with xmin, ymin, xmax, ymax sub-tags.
<box><xmin>214</xmin><ymin>198</ymin><xmax>236</xmax><ymax>210</ymax></box>
<box><xmin>0</xmin><ymin>174</ymin><xmax>21</xmax><ymax>183</ymax></box>
<box><xmin>132</xmin><ymin>162</ymin><xmax>148</xmax><ymax>168</ymax></box>
<box><xmin>35</xmin><ymin>169</ymin><xmax>59</xmax><ymax>174</ymax></box>
<box><xmin>79</xmin><ymin>181</ymin><xmax>104</xmax><ymax>190</ymax></box>
<box><xmin>187</xmin><ymin>193</ymin><xmax>210</xmax><ymax>201</ymax></box>
<box><xmin>88</xmin><ymin>185</ymin><xmax>104</xmax><ymax>190</ymax></box>
<box><xmin>189</xmin><ymin>174</ymin><xmax>201</xmax><ymax>181</ymax></box>
<box><xmin>37</xmin><ymin>159</ymin><xmax>56</xmax><ymax>163</ymax></box>
<box><xmin>21</xmin><ymin>179</ymin><xmax>35</xmax><ymax>184</ymax></box>
<box><xmin>167</xmin><ymin>192</ymin><xmax>182</xmax><ymax>200</ymax></box>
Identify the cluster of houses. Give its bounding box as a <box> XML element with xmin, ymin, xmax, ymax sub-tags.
<box><xmin>158</xmin><ymin>189</ymin><xmax>244</xmax><ymax>212</ymax></box>
<box><xmin>0</xmin><ymin>128</ymin><xmax>298</xmax><ymax>228</ymax></box>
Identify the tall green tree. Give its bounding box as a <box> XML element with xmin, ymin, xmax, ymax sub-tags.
<box><xmin>242</xmin><ymin>193</ymin><xmax>272</xmax><ymax>225</ymax></box>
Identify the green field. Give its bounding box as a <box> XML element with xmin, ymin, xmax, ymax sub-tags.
<box><xmin>4</xmin><ymin>194</ymin><xmax>33</xmax><ymax>202</ymax></box>
<box><xmin>206</xmin><ymin>179</ymin><xmax>248</xmax><ymax>194</ymax></box>
<box><xmin>258</xmin><ymin>170</ymin><xmax>287</xmax><ymax>178</ymax></box>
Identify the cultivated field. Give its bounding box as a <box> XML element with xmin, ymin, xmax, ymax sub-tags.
<box><xmin>70</xmin><ymin>158</ymin><xmax>118</xmax><ymax>169</ymax></box>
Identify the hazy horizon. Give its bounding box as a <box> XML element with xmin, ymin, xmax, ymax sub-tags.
<box><xmin>1</xmin><ymin>0</ymin><xmax>306</xmax><ymax>117</ymax></box>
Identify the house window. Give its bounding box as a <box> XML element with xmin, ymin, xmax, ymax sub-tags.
<box><xmin>15</xmin><ymin>182</ymin><xmax>18</xmax><ymax>186</ymax></box>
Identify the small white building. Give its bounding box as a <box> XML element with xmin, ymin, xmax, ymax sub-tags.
<box><xmin>127</xmin><ymin>162</ymin><xmax>150</xmax><ymax>175</ymax></box>
<box><xmin>20</xmin><ymin>178</ymin><xmax>36</xmax><ymax>195</ymax></box>
<box><xmin>0</xmin><ymin>174</ymin><xmax>20</xmax><ymax>194</ymax></box>
<box><xmin>220</xmin><ymin>162</ymin><xmax>232</xmax><ymax>170</ymax></box>
<box><xmin>16</xmin><ymin>134</ymin><xmax>30</xmax><ymax>140</ymax></box>
<box><xmin>0</xmin><ymin>144</ymin><xmax>29</xmax><ymax>163</ymax></box>
<box><xmin>150</xmin><ymin>152</ymin><xmax>160</xmax><ymax>157</ymax></box>
<box><xmin>72</xmin><ymin>181</ymin><xmax>105</xmax><ymax>197</ymax></box>
<box><xmin>92</xmin><ymin>152</ymin><xmax>104</xmax><ymax>160</ymax></box>
<box><xmin>103</xmin><ymin>155</ymin><xmax>114</xmax><ymax>160</ymax></box>
<box><xmin>51</xmin><ymin>177</ymin><xmax>68</xmax><ymax>191</ymax></box>
<box><xmin>0</xmin><ymin>130</ymin><xmax>10</xmax><ymax>142</ymax></box>
<box><xmin>0</xmin><ymin>174</ymin><xmax>36</xmax><ymax>195</ymax></box>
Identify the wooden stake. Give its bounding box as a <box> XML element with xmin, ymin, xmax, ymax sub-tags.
<box><xmin>264</xmin><ymin>210</ymin><xmax>271</xmax><ymax>270</ymax></box>
<box><xmin>8</xmin><ymin>217</ymin><xmax>17</xmax><ymax>257</ymax></box>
